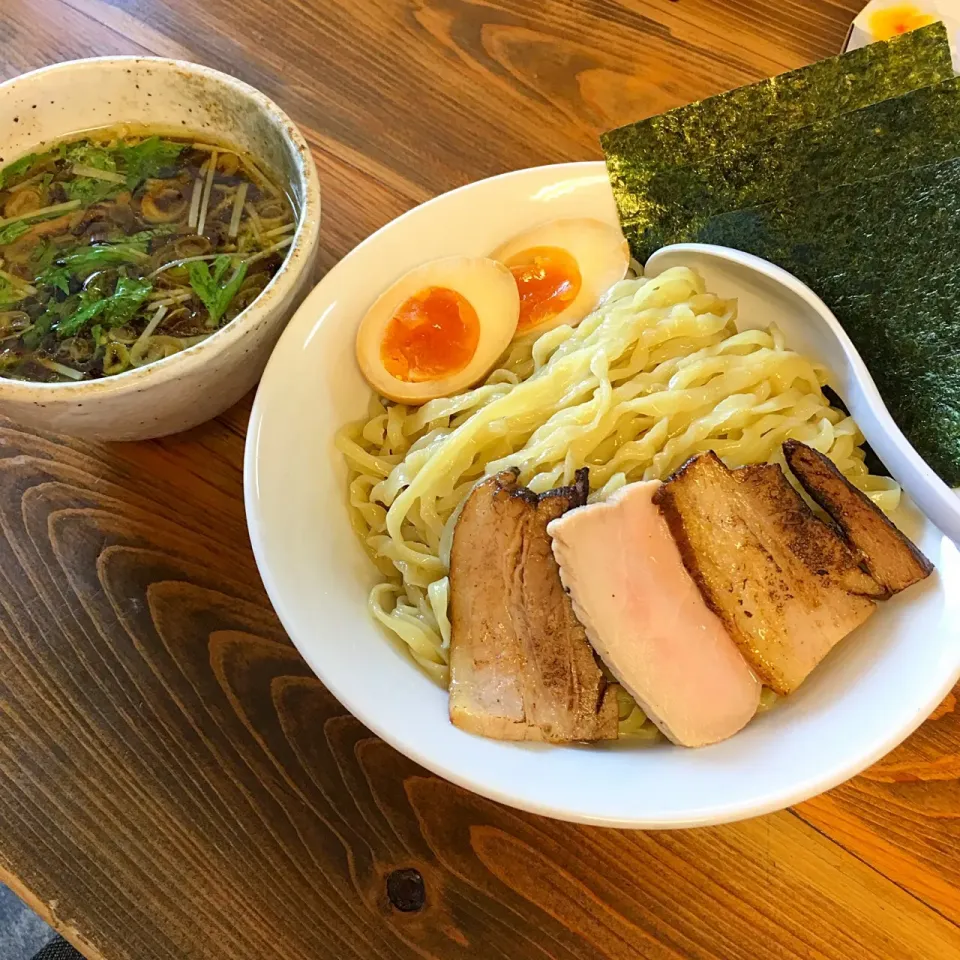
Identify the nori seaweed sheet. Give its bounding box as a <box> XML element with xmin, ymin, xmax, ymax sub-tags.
<box><xmin>603</xmin><ymin>23</ymin><xmax>951</xmax><ymax>168</ymax></box>
<box><xmin>626</xmin><ymin>76</ymin><xmax>960</xmax><ymax>262</ymax></box>
<box><xmin>602</xmin><ymin>22</ymin><xmax>952</xmax><ymax>234</ymax></box>
<box><xmin>690</xmin><ymin>158</ymin><xmax>960</xmax><ymax>486</ymax></box>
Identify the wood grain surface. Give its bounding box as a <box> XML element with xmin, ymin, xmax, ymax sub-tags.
<box><xmin>1</xmin><ymin>2</ymin><xmax>959</xmax><ymax>958</ymax></box>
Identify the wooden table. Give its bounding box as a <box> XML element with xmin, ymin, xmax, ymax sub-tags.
<box><xmin>1</xmin><ymin>1</ymin><xmax>958</xmax><ymax>958</ymax></box>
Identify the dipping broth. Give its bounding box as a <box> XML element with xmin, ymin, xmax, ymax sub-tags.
<box><xmin>0</xmin><ymin>130</ymin><xmax>296</xmax><ymax>382</ymax></box>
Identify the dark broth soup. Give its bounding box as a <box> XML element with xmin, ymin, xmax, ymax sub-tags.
<box><xmin>0</xmin><ymin>130</ymin><xmax>296</xmax><ymax>382</ymax></box>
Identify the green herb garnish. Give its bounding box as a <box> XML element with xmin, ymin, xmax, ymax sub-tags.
<box><xmin>128</xmin><ymin>227</ymin><xmax>174</xmax><ymax>244</ymax></box>
<box><xmin>0</xmin><ymin>153</ymin><xmax>38</xmax><ymax>189</ymax></box>
<box><xmin>22</xmin><ymin>307</ymin><xmax>57</xmax><ymax>349</ymax></box>
<box><xmin>62</xmin><ymin>144</ymin><xmax>122</xmax><ymax>203</ymax></box>
<box><xmin>37</xmin><ymin>229</ymin><xmax>171</xmax><ymax>291</ymax></box>
<box><xmin>54</xmin><ymin>275</ymin><xmax>153</xmax><ymax>338</ymax></box>
<box><xmin>188</xmin><ymin>255</ymin><xmax>248</xmax><ymax>325</ymax></box>
<box><xmin>0</xmin><ymin>275</ymin><xmax>26</xmax><ymax>306</ymax></box>
<box><xmin>37</xmin><ymin>261</ymin><xmax>72</xmax><ymax>295</ymax></box>
<box><xmin>102</xmin><ymin>276</ymin><xmax>153</xmax><ymax>326</ymax></box>
<box><xmin>0</xmin><ymin>220</ymin><xmax>33</xmax><ymax>246</ymax></box>
<box><xmin>53</xmin><ymin>294</ymin><xmax>101</xmax><ymax>339</ymax></box>
<box><xmin>64</xmin><ymin>177</ymin><xmax>120</xmax><ymax>205</ymax></box>
<box><xmin>29</xmin><ymin>238</ymin><xmax>59</xmax><ymax>278</ymax></box>
<box><xmin>116</xmin><ymin>137</ymin><xmax>183</xmax><ymax>188</ymax></box>
<box><xmin>66</xmin><ymin>143</ymin><xmax>117</xmax><ymax>172</ymax></box>
<box><xmin>46</xmin><ymin>235</ymin><xmax>151</xmax><ymax>281</ymax></box>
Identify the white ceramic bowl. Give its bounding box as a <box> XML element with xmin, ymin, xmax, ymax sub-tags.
<box><xmin>0</xmin><ymin>57</ymin><xmax>320</xmax><ymax>440</ymax></box>
<box><xmin>246</xmin><ymin>161</ymin><xmax>960</xmax><ymax>828</ymax></box>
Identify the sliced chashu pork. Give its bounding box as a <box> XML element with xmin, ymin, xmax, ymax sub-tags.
<box><xmin>548</xmin><ymin>480</ymin><xmax>761</xmax><ymax>747</ymax></box>
<box><xmin>783</xmin><ymin>439</ymin><xmax>933</xmax><ymax>595</ymax></box>
<box><xmin>448</xmin><ymin>469</ymin><xmax>618</xmax><ymax>742</ymax></box>
<box><xmin>733</xmin><ymin>463</ymin><xmax>886</xmax><ymax>599</ymax></box>
<box><xmin>654</xmin><ymin>451</ymin><xmax>878</xmax><ymax>695</ymax></box>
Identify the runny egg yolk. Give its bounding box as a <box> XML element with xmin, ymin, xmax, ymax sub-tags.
<box><xmin>504</xmin><ymin>245</ymin><xmax>582</xmax><ymax>332</ymax></box>
<box><xmin>381</xmin><ymin>286</ymin><xmax>480</xmax><ymax>383</ymax></box>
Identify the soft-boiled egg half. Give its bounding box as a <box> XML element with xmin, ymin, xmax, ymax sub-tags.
<box><xmin>355</xmin><ymin>256</ymin><xmax>520</xmax><ymax>404</ymax></box>
<box><xmin>490</xmin><ymin>218</ymin><xmax>630</xmax><ymax>335</ymax></box>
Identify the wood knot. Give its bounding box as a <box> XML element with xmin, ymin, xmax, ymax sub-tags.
<box><xmin>386</xmin><ymin>867</ymin><xmax>426</xmax><ymax>912</ymax></box>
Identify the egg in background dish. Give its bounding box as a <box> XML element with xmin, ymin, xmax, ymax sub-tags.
<box><xmin>356</xmin><ymin>256</ymin><xmax>520</xmax><ymax>404</ymax></box>
<box><xmin>868</xmin><ymin>4</ymin><xmax>936</xmax><ymax>40</ymax></box>
<box><xmin>491</xmin><ymin>218</ymin><xmax>630</xmax><ymax>336</ymax></box>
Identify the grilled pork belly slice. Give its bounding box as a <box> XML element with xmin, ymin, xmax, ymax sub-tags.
<box><xmin>733</xmin><ymin>463</ymin><xmax>885</xmax><ymax>599</ymax></box>
<box><xmin>654</xmin><ymin>452</ymin><xmax>877</xmax><ymax>695</ymax></box>
<box><xmin>548</xmin><ymin>480</ymin><xmax>760</xmax><ymax>747</ymax></box>
<box><xmin>783</xmin><ymin>439</ymin><xmax>933</xmax><ymax>595</ymax></box>
<box><xmin>448</xmin><ymin>469</ymin><xmax>618</xmax><ymax>743</ymax></box>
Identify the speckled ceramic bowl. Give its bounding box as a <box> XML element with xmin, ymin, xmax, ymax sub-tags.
<box><xmin>0</xmin><ymin>57</ymin><xmax>320</xmax><ymax>441</ymax></box>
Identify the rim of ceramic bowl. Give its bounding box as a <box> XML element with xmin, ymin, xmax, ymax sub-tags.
<box><xmin>0</xmin><ymin>56</ymin><xmax>321</xmax><ymax>400</ymax></box>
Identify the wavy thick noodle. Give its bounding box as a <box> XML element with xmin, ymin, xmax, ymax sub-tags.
<box><xmin>337</xmin><ymin>267</ymin><xmax>901</xmax><ymax>734</ymax></box>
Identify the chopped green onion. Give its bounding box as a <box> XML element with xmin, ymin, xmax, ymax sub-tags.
<box><xmin>38</xmin><ymin>358</ymin><xmax>84</xmax><ymax>380</ymax></box>
<box><xmin>70</xmin><ymin>164</ymin><xmax>126</xmax><ymax>184</ymax></box>
<box><xmin>0</xmin><ymin>268</ymin><xmax>36</xmax><ymax>297</ymax></box>
<box><xmin>244</xmin><ymin>203</ymin><xmax>263</xmax><ymax>244</ymax></box>
<box><xmin>187</xmin><ymin>176</ymin><xmax>203</xmax><ymax>229</ymax></box>
<box><xmin>262</xmin><ymin>221</ymin><xmax>296</xmax><ymax>239</ymax></box>
<box><xmin>0</xmin><ymin>199</ymin><xmax>81</xmax><ymax>230</ymax></box>
<box><xmin>132</xmin><ymin>304</ymin><xmax>168</xmax><ymax>352</ymax></box>
<box><xmin>148</xmin><ymin>253</ymin><xmax>226</xmax><ymax>279</ymax></box>
<box><xmin>243</xmin><ymin>235</ymin><xmax>294</xmax><ymax>266</ymax></box>
<box><xmin>228</xmin><ymin>181</ymin><xmax>249</xmax><ymax>238</ymax></box>
<box><xmin>239</xmin><ymin>155</ymin><xmax>280</xmax><ymax>198</ymax></box>
<box><xmin>196</xmin><ymin>150</ymin><xmax>217</xmax><ymax>237</ymax></box>
<box><xmin>8</xmin><ymin>172</ymin><xmax>46</xmax><ymax>193</ymax></box>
